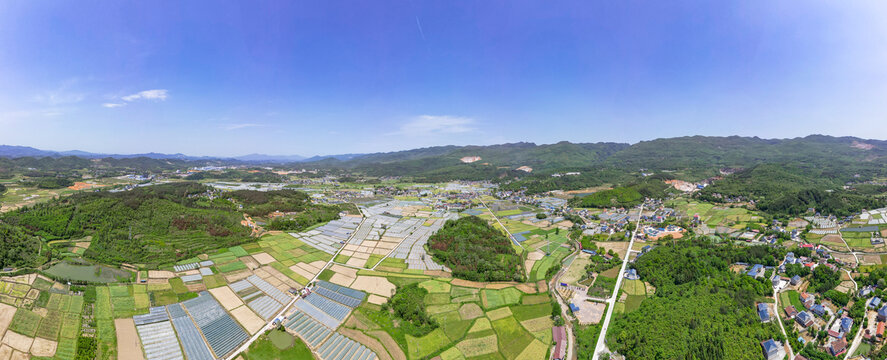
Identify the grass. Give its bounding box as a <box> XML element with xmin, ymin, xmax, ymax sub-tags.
<box><xmin>788</xmin><ymin>290</ymin><xmax>805</xmax><ymax>311</ymax></box>
<box><xmin>317</xmin><ymin>269</ymin><xmax>335</xmax><ymax>282</ymax></box>
<box><xmin>203</xmin><ymin>274</ymin><xmax>227</xmax><ymax>288</ymax></box>
<box><xmin>32</xmin><ymin>277</ymin><xmax>53</xmax><ymax>291</ymax></box>
<box><xmin>510</xmin><ymin>304</ymin><xmax>552</xmax><ymax>322</ymax></box>
<box><xmin>407</xmin><ymin>328</ymin><xmax>451</xmax><ymax>359</ymax></box>
<box><xmin>151</xmin><ymin>290</ymin><xmax>178</xmax><ymax>306</ymax></box>
<box><xmin>516</xmin><ymin>339</ymin><xmax>547</xmax><ymax>360</ymax></box>
<box><xmin>623</xmin><ymin>295</ymin><xmax>646</xmax><ymax>313</ymax></box>
<box><xmin>622</xmin><ymin>280</ymin><xmax>646</xmax><ymax>296</ymax></box>
<box><xmin>419</xmin><ymin>280</ymin><xmax>451</xmax><ymax>293</ymax></box>
<box><xmin>229</xmin><ymin>246</ymin><xmax>249</xmax><ymax>257</ymax></box>
<box><xmin>169</xmin><ymin>277</ymin><xmax>189</xmax><ymax>294</ymax></box>
<box><xmin>10</xmin><ymin>308</ymin><xmax>42</xmax><ymax>336</ymax></box>
<box><xmin>218</xmin><ymin>261</ymin><xmax>247</xmax><ymax>273</ymax></box>
<box><xmin>435</xmin><ymin>311</ymin><xmax>473</xmax><ymax>341</ymax></box>
<box><xmin>425</xmin><ymin>292</ymin><xmax>451</xmax><ymax>305</ymax></box>
<box><xmin>469</xmin><ymin>318</ymin><xmax>492</xmax><ymax>333</ymax></box>
<box><xmin>268</xmin><ymin>329</ymin><xmax>294</xmax><ymax>349</ymax></box>
<box><xmin>481</xmin><ymin>287</ymin><xmax>522</xmax><ymax>309</ymax></box>
<box><xmin>529</xmin><ymin>246</ymin><xmax>570</xmax><ymax>281</ymax></box>
<box><xmin>111</xmin><ymin>296</ymin><xmax>136</xmax><ymax>318</ymax></box>
<box><xmin>492</xmin><ymin>316</ymin><xmax>534</xmax><ymax>360</ymax></box>
<box><xmin>365</xmin><ymin>254</ymin><xmax>384</xmax><ymax>268</ymax></box>
<box><xmin>520</xmin><ymin>294</ymin><xmax>549</xmax><ymax>305</ymax></box>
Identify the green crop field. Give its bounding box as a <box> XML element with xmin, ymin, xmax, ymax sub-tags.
<box><xmin>36</xmin><ymin>310</ymin><xmax>62</xmax><ymax>340</ymax></box>
<box><xmin>419</xmin><ymin>280</ymin><xmax>451</xmax><ymax>293</ymax></box>
<box><xmin>109</xmin><ymin>285</ymin><xmax>130</xmax><ymax>297</ymax></box>
<box><xmin>622</xmin><ymin>280</ymin><xmax>646</xmax><ymax>296</ymax></box>
<box><xmin>481</xmin><ymin>287</ymin><xmax>522</xmax><ymax>309</ymax></box>
<box><xmin>218</xmin><ymin>261</ymin><xmax>247</xmax><ymax>273</ymax></box>
<box><xmin>10</xmin><ymin>308</ymin><xmax>42</xmax><ymax>336</ymax></box>
<box><xmin>521</xmin><ymin>294</ymin><xmax>549</xmax><ymax>305</ymax></box>
<box><xmin>60</xmin><ymin>312</ymin><xmax>81</xmax><ymax>339</ymax></box>
<box><xmin>55</xmin><ymin>337</ymin><xmax>77</xmax><ymax>360</ymax></box>
<box><xmin>112</xmin><ymin>296</ymin><xmax>136</xmax><ymax>318</ymax></box>
<box><xmin>492</xmin><ymin>316</ymin><xmax>534</xmax><ymax>360</ymax></box>
<box><xmin>510</xmin><ymin>303</ymin><xmax>552</xmax><ymax>322</ymax></box>
<box><xmin>407</xmin><ymin>328</ymin><xmax>452</xmax><ymax>359</ymax></box>
<box><xmin>95</xmin><ymin>287</ymin><xmax>113</xmax><ymax>320</ymax></box>
<box><xmin>168</xmin><ymin>278</ymin><xmax>189</xmax><ymax>294</ymax></box>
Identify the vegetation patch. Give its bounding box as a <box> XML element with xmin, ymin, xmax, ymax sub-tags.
<box><xmin>382</xmin><ymin>283</ymin><xmax>439</xmax><ymax>337</ymax></box>
<box><xmin>407</xmin><ymin>328</ymin><xmax>451</xmax><ymax>359</ymax></box>
<box><xmin>455</xmin><ymin>334</ymin><xmax>499</xmax><ymax>357</ymax></box>
<box><xmin>491</xmin><ymin>316</ymin><xmax>534</xmax><ymax>360</ymax></box>
<box><xmin>459</xmin><ymin>303</ymin><xmax>484</xmax><ymax>320</ymax></box>
<box><xmin>10</xmin><ymin>308</ymin><xmax>42</xmax><ymax>336</ymax></box>
<box><xmin>428</xmin><ymin>216</ymin><xmax>524</xmax><ymax>282</ymax></box>
<box><xmin>481</xmin><ymin>287</ymin><xmax>522</xmax><ymax>309</ymax></box>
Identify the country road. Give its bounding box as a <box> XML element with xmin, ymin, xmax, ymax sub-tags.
<box><xmin>591</xmin><ymin>204</ymin><xmax>645</xmax><ymax>360</ymax></box>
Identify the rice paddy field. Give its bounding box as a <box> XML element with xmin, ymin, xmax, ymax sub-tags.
<box><xmin>667</xmin><ymin>199</ymin><xmax>765</xmax><ymax>228</ymax></box>
<box><xmin>344</xmin><ymin>269</ymin><xmax>555</xmax><ymax>360</ymax></box>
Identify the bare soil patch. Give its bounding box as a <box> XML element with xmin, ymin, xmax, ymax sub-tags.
<box><xmin>230</xmin><ymin>306</ymin><xmax>265</xmax><ymax>334</ymax></box>
<box><xmin>368</xmin><ymin>330</ymin><xmax>407</xmax><ymax>360</ymax></box>
<box><xmin>351</xmin><ymin>276</ymin><xmax>395</xmax><ymax>298</ymax></box>
<box><xmin>209</xmin><ymin>286</ymin><xmax>243</xmax><ymax>310</ymax></box>
<box><xmin>115</xmin><ymin>318</ymin><xmax>144</xmax><ymax>360</ymax></box>
<box><xmin>251</xmin><ymin>253</ymin><xmax>276</xmax><ymax>265</ymax></box>
<box><xmin>30</xmin><ymin>337</ymin><xmax>56</xmax><ymax>357</ymax></box>
<box><xmin>1</xmin><ymin>332</ymin><xmax>32</xmax><ymax>353</ymax></box>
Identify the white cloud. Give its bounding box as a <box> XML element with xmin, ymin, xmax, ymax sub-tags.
<box><xmin>224</xmin><ymin>123</ymin><xmax>263</xmax><ymax>131</ymax></box>
<box><xmin>121</xmin><ymin>89</ymin><xmax>168</xmax><ymax>102</ymax></box>
<box><xmin>392</xmin><ymin>115</ymin><xmax>477</xmax><ymax>136</ymax></box>
<box><xmin>102</xmin><ymin>103</ymin><xmax>126</xmax><ymax>108</ymax></box>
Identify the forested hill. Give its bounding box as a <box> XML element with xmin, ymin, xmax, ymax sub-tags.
<box><xmin>296</xmin><ymin>135</ymin><xmax>887</xmax><ymax>182</ymax></box>
<box><xmin>0</xmin><ymin>182</ymin><xmax>342</xmax><ymax>266</ymax></box>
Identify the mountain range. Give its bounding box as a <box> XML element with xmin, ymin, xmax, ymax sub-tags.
<box><xmin>2</xmin><ymin>135</ymin><xmax>886</xmax><ymax>174</ymax></box>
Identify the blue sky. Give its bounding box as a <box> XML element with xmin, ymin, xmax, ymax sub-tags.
<box><xmin>1</xmin><ymin>1</ymin><xmax>886</xmax><ymax>157</ymax></box>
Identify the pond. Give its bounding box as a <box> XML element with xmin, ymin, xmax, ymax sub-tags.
<box><xmin>44</xmin><ymin>261</ymin><xmax>132</xmax><ymax>283</ymax></box>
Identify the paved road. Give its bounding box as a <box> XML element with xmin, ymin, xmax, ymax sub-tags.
<box><xmin>845</xmin><ymin>297</ymin><xmax>873</xmax><ymax>360</ymax></box>
<box><xmin>225</xmin><ymin>210</ymin><xmax>368</xmax><ymax>360</ymax></box>
<box><xmin>772</xmin><ymin>286</ymin><xmax>794</xmax><ymax>360</ymax></box>
<box><xmin>479</xmin><ymin>198</ymin><xmax>525</xmax><ymax>250</ymax></box>
<box><xmin>591</xmin><ymin>204</ymin><xmax>645</xmax><ymax>360</ymax></box>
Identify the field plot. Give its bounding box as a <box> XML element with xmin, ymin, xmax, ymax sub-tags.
<box><xmin>10</xmin><ymin>309</ymin><xmax>42</xmax><ymax>336</ymax></box>
<box><xmin>168</xmin><ymin>304</ymin><xmax>214</xmax><ymax>360</ymax></box>
<box><xmin>481</xmin><ymin>288</ymin><xmax>522</xmax><ymax>309</ymax></box>
<box><xmin>36</xmin><ymin>310</ymin><xmax>62</xmax><ymax>340</ymax></box>
<box><xmin>407</xmin><ymin>328</ymin><xmax>450</xmax><ymax>359</ymax></box>
<box><xmin>284</xmin><ymin>310</ymin><xmax>333</xmax><ymax>349</ymax></box>
<box><xmin>136</xmin><ymin>320</ymin><xmax>183</xmax><ymax>360</ymax></box>
<box><xmin>182</xmin><ymin>291</ymin><xmax>249</xmax><ymax>358</ymax></box>
<box><xmin>492</xmin><ymin>315</ymin><xmax>535</xmax><ymax>360</ymax></box>
<box><xmin>315</xmin><ymin>332</ymin><xmax>378</xmax><ymax>360</ymax></box>
<box><xmin>115</xmin><ymin>318</ymin><xmax>146</xmax><ymax>360</ymax></box>
<box><xmin>455</xmin><ymin>334</ymin><xmax>498</xmax><ymax>357</ymax></box>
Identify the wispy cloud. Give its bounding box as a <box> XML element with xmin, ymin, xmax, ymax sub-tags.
<box><xmin>33</xmin><ymin>78</ymin><xmax>85</xmax><ymax>105</ymax></box>
<box><xmin>102</xmin><ymin>103</ymin><xmax>126</xmax><ymax>108</ymax></box>
<box><xmin>224</xmin><ymin>123</ymin><xmax>263</xmax><ymax>131</ymax></box>
<box><xmin>121</xmin><ymin>89</ymin><xmax>168</xmax><ymax>102</ymax></box>
<box><xmin>391</xmin><ymin>115</ymin><xmax>477</xmax><ymax>136</ymax></box>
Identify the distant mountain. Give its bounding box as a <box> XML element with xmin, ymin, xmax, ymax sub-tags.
<box><xmin>0</xmin><ymin>145</ymin><xmax>60</xmax><ymax>158</ymax></box>
<box><xmin>232</xmin><ymin>154</ymin><xmax>306</xmax><ymax>162</ymax></box>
